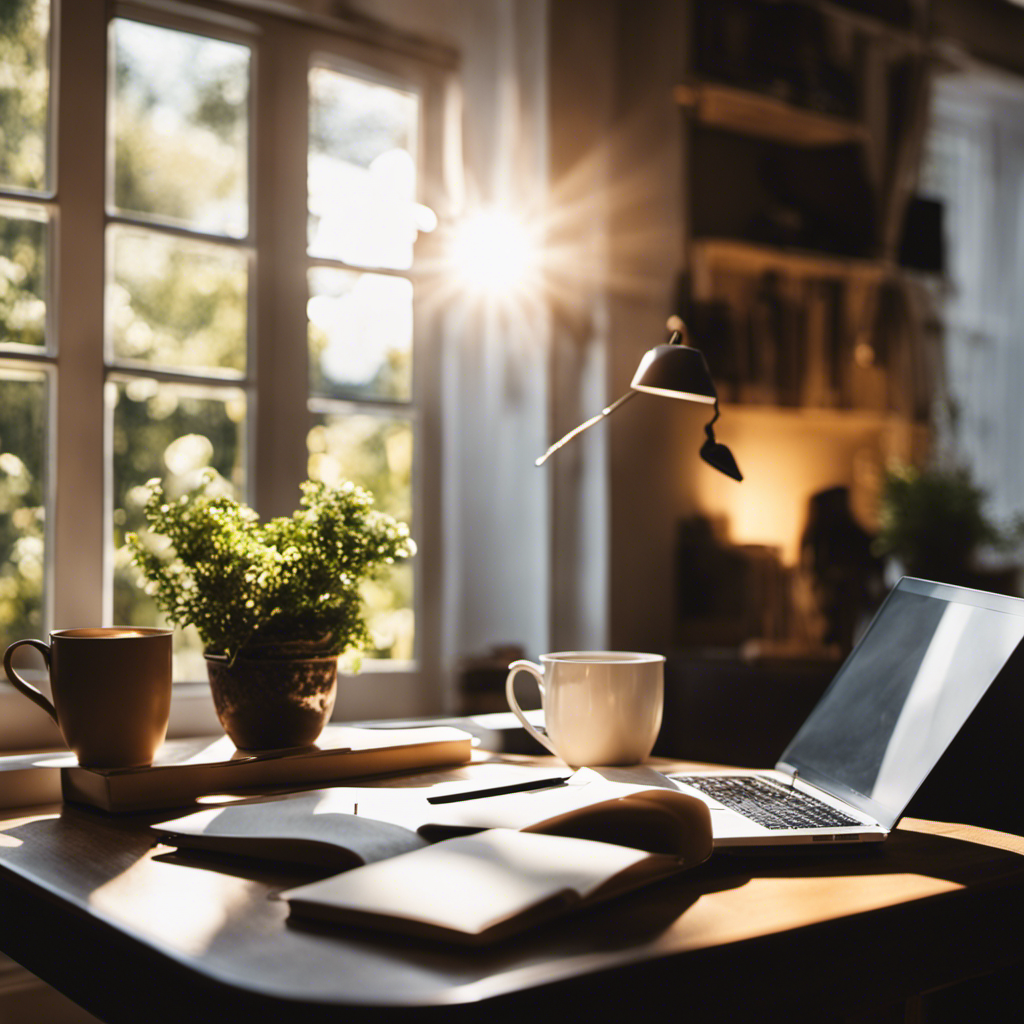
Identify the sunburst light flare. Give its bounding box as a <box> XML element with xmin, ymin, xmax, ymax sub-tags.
<box><xmin>449</xmin><ymin>207</ymin><xmax>541</xmax><ymax>299</ymax></box>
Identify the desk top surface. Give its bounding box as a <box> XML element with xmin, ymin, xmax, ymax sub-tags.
<box><xmin>2</xmin><ymin>754</ymin><xmax>1024</xmax><ymax>1023</ymax></box>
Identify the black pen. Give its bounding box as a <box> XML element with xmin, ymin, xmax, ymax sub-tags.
<box><xmin>427</xmin><ymin>776</ymin><xmax>570</xmax><ymax>804</ymax></box>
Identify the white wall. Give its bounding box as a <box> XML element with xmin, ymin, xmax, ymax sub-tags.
<box><xmin>603</xmin><ymin>1</ymin><xmax>692</xmax><ymax>652</ymax></box>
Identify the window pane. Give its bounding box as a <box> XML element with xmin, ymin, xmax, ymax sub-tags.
<box><xmin>0</xmin><ymin>369</ymin><xmax>47</xmax><ymax>654</ymax></box>
<box><xmin>107</xmin><ymin>225</ymin><xmax>247</xmax><ymax>374</ymax></box>
<box><xmin>110</xmin><ymin>19</ymin><xmax>249</xmax><ymax>238</ymax></box>
<box><xmin>110</xmin><ymin>379</ymin><xmax>246</xmax><ymax>679</ymax></box>
<box><xmin>360</xmin><ymin>561</ymin><xmax>414</xmax><ymax>662</ymax></box>
<box><xmin>308</xmin><ymin>67</ymin><xmax>429</xmax><ymax>269</ymax></box>
<box><xmin>307</xmin><ymin>412</ymin><xmax>413</xmax><ymax>659</ymax></box>
<box><xmin>308</xmin><ymin>267</ymin><xmax>412</xmax><ymax>402</ymax></box>
<box><xmin>0</xmin><ymin>0</ymin><xmax>51</xmax><ymax>194</ymax></box>
<box><xmin>0</xmin><ymin>204</ymin><xmax>47</xmax><ymax>348</ymax></box>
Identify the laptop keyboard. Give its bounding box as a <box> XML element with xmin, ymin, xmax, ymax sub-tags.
<box><xmin>671</xmin><ymin>774</ymin><xmax>863</xmax><ymax>830</ymax></box>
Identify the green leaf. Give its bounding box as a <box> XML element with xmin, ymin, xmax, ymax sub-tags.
<box><xmin>127</xmin><ymin>476</ymin><xmax>413</xmax><ymax>664</ymax></box>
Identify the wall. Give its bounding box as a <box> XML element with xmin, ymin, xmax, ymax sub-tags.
<box><xmin>603</xmin><ymin>0</ymin><xmax>693</xmax><ymax>652</ymax></box>
<box><xmin>596</xmin><ymin>0</ymin><xmax>1024</xmax><ymax>655</ymax></box>
<box><xmin>697</xmin><ymin>412</ymin><xmax>919</xmax><ymax>565</ymax></box>
<box><xmin>545</xmin><ymin>0</ymin><xmax>617</xmax><ymax>651</ymax></box>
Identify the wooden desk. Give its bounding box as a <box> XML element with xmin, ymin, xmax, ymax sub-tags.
<box><xmin>1</xmin><ymin>758</ymin><xmax>1023</xmax><ymax>1023</ymax></box>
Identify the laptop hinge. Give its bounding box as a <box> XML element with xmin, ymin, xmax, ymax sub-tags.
<box><xmin>779</xmin><ymin>767</ymin><xmax>832</xmax><ymax>802</ymax></box>
<box><xmin>776</xmin><ymin>768</ymin><xmax>880</xmax><ymax>828</ymax></box>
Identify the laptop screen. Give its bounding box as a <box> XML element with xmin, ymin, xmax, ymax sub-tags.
<box><xmin>780</xmin><ymin>578</ymin><xmax>1024</xmax><ymax>830</ymax></box>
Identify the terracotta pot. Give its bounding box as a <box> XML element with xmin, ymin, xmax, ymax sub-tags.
<box><xmin>205</xmin><ymin>652</ymin><xmax>339</xmax><ymax>750</ymax></box>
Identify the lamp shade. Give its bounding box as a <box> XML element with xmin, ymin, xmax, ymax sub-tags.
<box><xmin>535</xmin><ymin>323</ymin><xmax>740</xmax><ymax>478</ymax></box>
<box><xmin>630</xmin><ymin>343</ymin><xmax>717</xmax><ymax>404</ymax></box>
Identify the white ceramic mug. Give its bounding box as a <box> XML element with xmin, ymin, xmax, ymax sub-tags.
<box><xmin>505</xmin><ymin>651</ymin><xmax>665</xmax><ymax>767</ymax></box>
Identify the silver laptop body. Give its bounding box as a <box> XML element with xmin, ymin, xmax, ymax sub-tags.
<box><xmin>670</xmin><ymin>577</ymin><xmax>1024</xmax><ymax>847</ymax></box>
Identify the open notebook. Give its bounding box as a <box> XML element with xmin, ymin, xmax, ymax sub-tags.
<box><xmin>154</xmin><ymin>766</ymin><xmax>715</xmax><ymax>943</ymax></box>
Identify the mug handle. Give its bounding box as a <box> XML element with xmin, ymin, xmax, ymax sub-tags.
<box><xmin>505</xmin><ymin>659</ymin><xmax>560</xmax><ymax>758</ymax></box>
<box><xmin>3</xmin><ymin>639</ymin><xmax>59</xmax><ymax>724</ymax></box>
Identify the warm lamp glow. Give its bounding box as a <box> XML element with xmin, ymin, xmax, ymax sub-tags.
<box><xmin>450</xmin><ymin>208</ymin><xmax>539</xmax><ymax>296</ymax></box>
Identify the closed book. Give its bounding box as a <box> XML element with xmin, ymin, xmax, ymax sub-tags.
<box><xmin>62</xmin><ymin>724</ymin><xmax>473</xmax><ymax>813</ymax></box>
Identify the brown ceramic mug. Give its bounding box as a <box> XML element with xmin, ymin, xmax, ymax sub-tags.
<box><xmin>3</xmin><ymin>627</ymin><xmax>173</xmax><ymax>768</ymax></box>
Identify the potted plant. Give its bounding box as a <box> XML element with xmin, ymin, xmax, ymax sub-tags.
<box><xmin>127</xmin><ymin>473</ymin><xmax>414</xmax><ymax>750</ymax></box>
<box><xmin>874</xmin><ymin>464</ymin><xmax>1007</xmax><ymax>586</ymax></box>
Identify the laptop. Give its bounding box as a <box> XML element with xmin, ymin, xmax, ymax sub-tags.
<box><xmin>668</xmin><ymin>577</ymin><xmax>1024</xmax><ymax>846</ymax></box>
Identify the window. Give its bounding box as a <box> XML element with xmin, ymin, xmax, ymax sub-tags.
<box><xmin>2</xmin><ymin>1</ymin><xmax>446</xmax><ymax>714</ymax></box>
<box><xmin>107</xmin><ymin>15</ymin><xmax>252</xmax><ymax>681</ymax></box>
<box><xmin>921</xmin><ymin>72</ymin><xmax>1024</xmax><ymax>533</ymax></box>
<box><xmin>305</xmin><ymin>61</ymin><xmax>429</xmax><ymax>663</ymax></box>
<box><xmin>1</xmin><ymin>0</ymin><xmax>52</xmax><ymax>658</ymax></box>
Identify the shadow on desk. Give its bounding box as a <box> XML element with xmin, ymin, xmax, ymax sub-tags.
<box><xmin>5</xmin><ymin>805</ymin><xmax>1024</xmax><ymax>1023</ymax></box>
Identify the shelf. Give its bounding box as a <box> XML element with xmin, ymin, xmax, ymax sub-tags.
<box><xmin>691</xmin><ymin>238</ymin><xmax>887</xmax><ymax>283</ymax></box>
<box><xmin>720</xmin><ymin>402</ymin><xmax>925</xmax><ymax>434</ymax></box>
<box><xmin>674</xmin><ymin>81</ymin><xmax>868</xmax><ymax>148</ymax></box>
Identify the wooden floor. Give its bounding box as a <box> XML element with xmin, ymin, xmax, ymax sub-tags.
<box><xmin>0</xmin><ymin>962</ymin><xmax>103</xmax><ymax>1024</ymax></box>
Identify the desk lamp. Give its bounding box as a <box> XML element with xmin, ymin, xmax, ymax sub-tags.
<box><xmin>535</xmin><ymin>325</ymin><xmax>742</xmax><ymax>480</ymax></box>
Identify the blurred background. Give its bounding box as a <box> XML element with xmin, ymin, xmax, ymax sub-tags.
<box><xmin>4</xmin><ymin>0</ymin><xmax>1024</xmax><ymax>740</ymax></box>
<box><xmin>7</xmin><ymin>6</ymin><xmax>1024</xmax><ymax>1016</ymax></box>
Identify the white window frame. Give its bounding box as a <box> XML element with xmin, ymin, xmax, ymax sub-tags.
<box><xmin>1</xmin><ymin>0</ymin><xmax>453</xmax><ymax>753</ymax></box>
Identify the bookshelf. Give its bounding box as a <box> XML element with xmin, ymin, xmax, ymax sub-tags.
<box><xmin>670</xmin><ymin>1</ymin><xmax>934</xmax><ymax>651</ymax></box>
<box><xmin>679</xmin><ymin>0</ymin><xmax>931</xmax><ymax>428</ymax></box>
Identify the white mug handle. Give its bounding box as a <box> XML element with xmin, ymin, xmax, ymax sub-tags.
<box><xmin>505</xmin><ymin>659</ymin><xmax>560</xmax><ymax>758</ymax></box>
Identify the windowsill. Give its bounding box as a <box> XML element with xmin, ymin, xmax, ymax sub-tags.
<box><xmin>0</xmin><ymin>677</ymin><xmax>65</xmax><ymax>752</ymax></box>
<box><xmin>0</xmin><ymin>663</ymin><xmax>440</xmax><ymax>810</ymax></box>
<box><xmin>0</xmin><ymin>679</ymin><xmax>223</xmax><ymax>810</ymax></box>
<box><xmin>0</xmin><ymin>678</ymin><xmax>223</xmax><ymax>749</ymax></box>
<box><xmin>2</xmin><ymin>658</ymin><xmax>434</xmax><ymax>741</ymax></box>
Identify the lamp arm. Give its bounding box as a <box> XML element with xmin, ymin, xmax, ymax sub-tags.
<box><xmin>699</xmin><ymin>398</ymin><xmax>743</xmax><ymax>481</ymax></box>
<box><xmin>704</xmin><ymin>399</ymin><xmax>721</xmax><ymax>439</ymax></box>
<box><xmin>535</xmin><ymin>390</ymin><xmax>638</xmax><ymax>467</ymax></box>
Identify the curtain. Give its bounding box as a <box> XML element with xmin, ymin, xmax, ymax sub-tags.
<box><xmin>923</xmin><ymin>73</ymin><xmax>1024</xmax><ymax>528</ymax></box>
